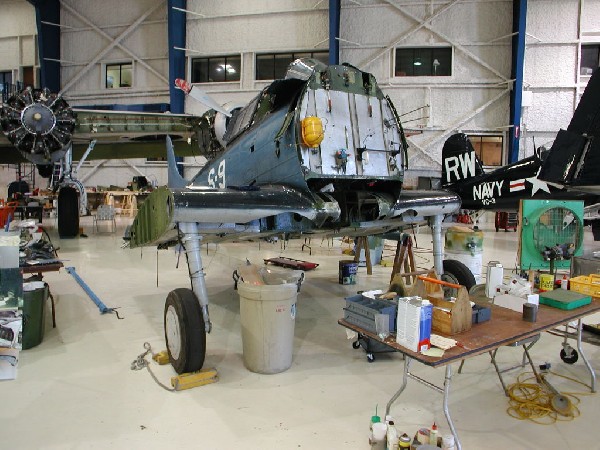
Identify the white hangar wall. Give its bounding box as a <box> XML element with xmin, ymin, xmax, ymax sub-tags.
<box><xmin>521</xmin><ymin>0</ymin><xmax>600</xmax><ymax>158</ymax></box>
<box><xmin>59</xmin><ymin>0</ymin><xmax>169</xmax><ymax>105</ymax></box>
<box><xmin>340</xmin><ymin>0</ymin><xmax>513</xmax><ymax>179</ymax></box>
<box><xmin>58</xmin><ymin>0</ymin><xmax>174</xmax><ymax>189</ymax></box>
<box><xmin>0</xmin><ymin>1</ymin><xmax>37</xmax><ymax>75</ymax></box>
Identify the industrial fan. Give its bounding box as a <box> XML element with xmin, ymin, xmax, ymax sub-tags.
<box><xmin>519</xmin><ymin>200</ymin><xmax>584</xmax><ymax>271</ymax></box>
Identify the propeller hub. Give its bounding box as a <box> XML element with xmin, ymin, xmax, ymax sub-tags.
<box><xmin>21</xmin><ymin>104</ymin><xmax>56</xmax><ymax>135</ymax></box>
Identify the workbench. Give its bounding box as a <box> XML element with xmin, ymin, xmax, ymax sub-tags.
<box><xmin>339</xmin><ymin>298</ymin><xmax>600</xmax><ymax>450</ymax></box>
<box><xmin>86</xmin><ymin>191</ymin><xmax>149</xmax><ymax>216</ymax></box>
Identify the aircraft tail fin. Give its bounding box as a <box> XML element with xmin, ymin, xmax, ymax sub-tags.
<box><xmin>441</xmin><ymin>133</ymin><xmax>485</xmax><ymax>186</ymax></box>
<box><xmin>166</xmin><ymin>136</ymin><xmax>188</xmax><ymax>189</ymax></box>
<box><xmin>539</xmin><ymin>68</ymin><xmax>600</xmax><ymax>188</ymax></box>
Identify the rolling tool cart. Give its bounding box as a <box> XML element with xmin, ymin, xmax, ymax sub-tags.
<box><xmin>343</xmin><ymin>294</ymin><xmax>398</xmax><ymax>362</ymax></box>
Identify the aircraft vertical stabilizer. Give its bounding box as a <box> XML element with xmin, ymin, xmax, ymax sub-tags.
<box><xmin>166</xmin><ymin>136</ymin><xmax>188</xmax><ymax>188</ymax></box>
<box><xmin>539</xmin><ymin>68</ymin><xmax>600</xmax><ymax>191</ymax></box>
<box><xmin>441</xmin><ymin>133</ymin><xmax>485</xmax><ymax>186</ymax></box>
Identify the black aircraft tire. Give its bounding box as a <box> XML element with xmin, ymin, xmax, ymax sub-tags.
<box><xmin>441</xmin><ymin>259</ymin><xmax>476</xmax><ymax>291</ymax></box>
<box><xmin>164</xmin><ymin>288</ymin><xmax>206</xmax><ymax>374</ymax></box>
<box><xmin>57</xmin><ymin>187</ymin><xmax>80</xmax><ymax>238</ymax></box>
<box><xmin>592</xmin><ymin>221</ymin><xmax>600</xmax><ymax>241</ymax></box>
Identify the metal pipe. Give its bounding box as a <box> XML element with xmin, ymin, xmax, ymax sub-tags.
<box><xmin>430</xmin><ymin>214</ymin><xmax>444</xmax><ymax>275</ymax></box>
<box><xmin>443</xmin><ymin>365</ymin><xmax>461</xmax><ymax>450</ymax></box>
<box><xmin>576</xmin><ymin>318</ymin><xmax>596</xmax><ymax>392</ymax></box>
<box><xmin>386</xmin><ymin>356</ymin><xmax>411</xmax><ymax>416</ymax></box>
<box><xmin>65</xmin><ymin>266</ymin><xmax>116</xmax><ymax>315</ymax></box>
<box><xmin>407</xmin><ymin>372</ymin><xmax>444</xmax><ymax>393</ymax></box>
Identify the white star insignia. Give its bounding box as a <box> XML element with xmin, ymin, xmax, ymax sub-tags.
<box><xmin>526</xmin><ymin>168</ymin><xmax>551</xmax><ymax>196</ymax></box>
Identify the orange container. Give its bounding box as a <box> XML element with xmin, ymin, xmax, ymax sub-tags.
<box><xmin>0</xmin><ymin>202</ymin><xmax>18</xmax><ymax>228</ymax></box>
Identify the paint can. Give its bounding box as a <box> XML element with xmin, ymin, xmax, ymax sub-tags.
<box><xmin>523</xmin><ymin>303</ymin><xmax>538</xmax><ymax>322</ymax></box>
<box><xmin>539</xmin><ymin>274</ymin><xmax>554</xmax><ymax>292</ymax></box>
<box><xmin>339</xmin><ymin>260</ymin><xmax>358</xmax><ymax>285</ymax></box>
<box><xmin>445</xmin><ymin>227</ymin><xmax>483</xmax><ymax>283</ymax></box>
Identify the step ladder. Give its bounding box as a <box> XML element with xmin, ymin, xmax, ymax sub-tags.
<box><xmin>50</xmin><ymin>162</ymin><xmax>63</xmax><ymax>189</ymax></box>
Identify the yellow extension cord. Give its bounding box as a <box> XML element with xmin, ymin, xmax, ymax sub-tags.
<box><xmin>506</xmin><ymin>370</ymin><xmax>593</xmax><ymax>424</ymax></box>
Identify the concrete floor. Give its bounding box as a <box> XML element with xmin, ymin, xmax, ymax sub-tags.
<box><xmin>2</xmin><ymin>214</ymin><xmax>599</xmax><ymax>449</ymax></box>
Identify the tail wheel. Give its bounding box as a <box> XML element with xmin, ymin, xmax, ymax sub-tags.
<box><xmin>164</xmin><ymin>288</ymin><xmax>206</xmax><ymax>374</ymax></box>
<box><xmin>441</xmin><ymin>259</ymin><xmax>476</xmax><ymax>296</ymax></box>
<box><xmin>57</xmin><ymin>186</ymin><xmax>79</xmax><ymax>238</ymax></box>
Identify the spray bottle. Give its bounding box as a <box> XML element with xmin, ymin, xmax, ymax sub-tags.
<box><xmin>429</xmin><ymin>421</ymin><xmax>438</xmax><ymax>446</ymax></box>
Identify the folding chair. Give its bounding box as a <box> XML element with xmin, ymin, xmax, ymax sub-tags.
<box><xmin>93</xmin><ymin>204</ymin><xmax>116</xmax><ymax>233</ymax></box>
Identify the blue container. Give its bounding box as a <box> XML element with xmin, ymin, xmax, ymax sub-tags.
<box><xmin>339</xmin><ymin>260</ymin><xmax>358</xmax><ymax>285</ymax></box>
<box><xmin>418</xmin><ymin>301</ymin><xmax>433</xmax><ymax>352</ymax></box>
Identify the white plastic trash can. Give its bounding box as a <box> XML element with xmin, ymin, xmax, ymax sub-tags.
<box><xmin>238</xmin><ymin>282</ymin><xmax>298</xmax><ymax>374</ymax></box>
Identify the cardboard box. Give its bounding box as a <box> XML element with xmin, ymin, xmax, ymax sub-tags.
<box><xmin>396</xmin><ymin>297</ymin><xmax>432</xmax><ymax>352</ymax></box>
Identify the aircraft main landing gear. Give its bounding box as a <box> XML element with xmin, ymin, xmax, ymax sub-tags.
<box><xmin>163</xmin><ymin>222</ymin><xmax>212</xmax><ymax>374</ymax></box>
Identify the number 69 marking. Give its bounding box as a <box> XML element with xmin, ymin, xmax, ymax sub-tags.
<box><xmin>208</xmin><ymin>160</ymin><xmax>226</xmax><ymax>188</ymax></box>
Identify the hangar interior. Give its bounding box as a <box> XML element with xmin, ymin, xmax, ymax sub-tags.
<box><xmin>1</xmin><ymin>1</ymin><xmax>600</xmax><ymax>449</ymax></box>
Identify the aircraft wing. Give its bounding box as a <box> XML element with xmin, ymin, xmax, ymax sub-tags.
<box><xmin>0</xmin><ymin>87</ymin><xmax>204</xmax><ymax>165</ymax></box>
<box><xmin>68</xmin><ymin>109</ymin><xmax>202</xmax><ymax>160</ymax></box>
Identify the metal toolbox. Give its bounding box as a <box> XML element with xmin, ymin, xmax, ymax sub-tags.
<box><xmin>343</xmin><ymin>294</ymin><xmax>397</xmax><ymax>334</ymax></box>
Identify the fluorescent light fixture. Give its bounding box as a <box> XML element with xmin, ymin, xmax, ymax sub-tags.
<box><xmin>216</xmin><ymin>64</ymin><xmax>236</xmax><ymax>74</ymax></box>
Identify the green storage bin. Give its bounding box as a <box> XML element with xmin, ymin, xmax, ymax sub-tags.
<box><xmin>22</xmin><ymin>282</ymin><xmax>48</xmax><ymax>350</ymax></box>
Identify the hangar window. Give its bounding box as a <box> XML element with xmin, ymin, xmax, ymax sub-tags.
<box><xmin>191</xmin><ymin>55</ymin><xmax>241</xmax><ymax>83</ymax></box>
<box><xmin>581</xmin><ymin>44</ymin><xmax>600</xmax><ymax>76</ymax></box>
<box><xmin>105</xmin><ymin>62</ymin><xmax>132</xmax><ymax>89</ymax></box>
<box><xmin>1</xmin><ymin>71</ymin><xmax>12</xmax><ymax>102</ymax></box>
<box><xmin>395</xmin><ymin>47</ymin><xmax>452</xmax><ymax>77</ymax></box>
<box><xmin>0</xmin><ymin>71</ymin><xmax>12</xmax><ymax>90</ymax></box>
<box><xmin>467</xmin><ymin>134</ymin><xmax>503</xmax><ymax>167</ymax></box>
<box><xmin>255</xmin><ymin>51</ymin><xmax>328</xmax><ymax>80</ymax></box>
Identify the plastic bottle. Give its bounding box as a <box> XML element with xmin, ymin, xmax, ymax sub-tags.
<box><xmin>561</xmin><ymin>274</ymin><xmax>569</xmax><ymax>290</ymax></box>
<box><xmin>370</xmin><ymin>414</ymin><xmax>381</xmax><ymax>431</ymax></box>
<box><xmin>370</xmin><ymin>422</ymin><xmax>387</xmax><ymax>450</ymax></box>
<box><xmin>386</xmin><ymin>420</ymin><xmax>398</xmax><ymax>450</ymax></box>
<box><xmin>441</xmin><ymin>434</ymin><xmax>456</xmax><ymax>450</ymax></box>
<box><xmin>429</xmin><ymin>422</ymin><xmax>438</xmax><ymax>446</ymax></box>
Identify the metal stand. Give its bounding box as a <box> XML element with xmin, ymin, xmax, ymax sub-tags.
<box><xmin>457</xmin><ymin>335</ymin><xmax>540</xmax><ymax>397</ymax></box>
<box><xmin>577</xmin><ymin>319</ymin><xmax>597</xmax><ymax>392</ymax></box>
<box><xmin>179</xmin><ymin>222</ymin><xmax>212</xmax><ymax>333</ymax></box>
<box><xmin>385</xmin><ymin>357</ymin><xmax>462</xmax><ymax>450</ymax></box>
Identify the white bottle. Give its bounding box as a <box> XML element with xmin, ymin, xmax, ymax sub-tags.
<box><xmin>370</xmin><ymin>422</ymin><xmax>387</xmax><ymax>450</ymax></box>
<box><xmin>386</xmin><ymin>421</ymin><xmax>399</xmax><ymax>450</ymax></box>
<box><xmin>441</xmin><ymin>434</ymin><xmax>456</xmax><ymax>450</ymax></box>
<box><xmin>561</xmin><ymin>274</ymin><xmax>569</xmax><ymax>290</ymax></box>
<box><xmin>429</xmin><ymin>422</ymin><xmax>438</xmax><ymax>446</ymax></box>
